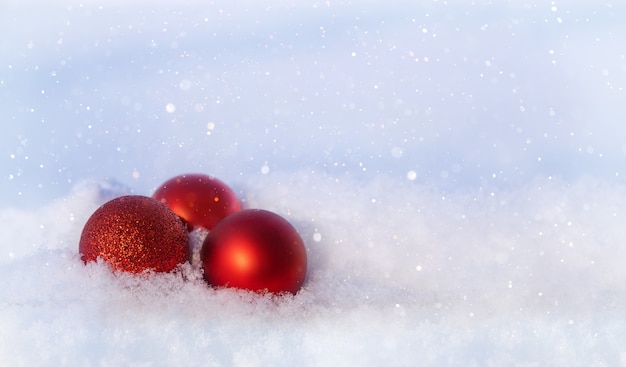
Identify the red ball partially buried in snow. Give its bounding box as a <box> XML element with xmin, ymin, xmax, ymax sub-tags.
<box><xmin>153</xmin><ymin>173</ymin><xmax>241</xmax><ymax>231</ymax></box>
<box><xmin>79</xmin><ymin>195</ymin><xmax>189</xmax><ymax>273</ymax></box>
<box><xmin>200</xmin><ymin>209</ymin><xmax>307</xmax><ymax>294</ymax></box>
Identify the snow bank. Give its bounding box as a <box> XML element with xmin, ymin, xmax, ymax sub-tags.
<box><xmin>3</xmin><ymin>176</ymin><xmax>626</xmax><ymax>365</ymax></box>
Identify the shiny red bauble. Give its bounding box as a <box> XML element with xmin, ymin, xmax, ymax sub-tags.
<box><xmin>79</xmin><ymin>195</ymin><xmax>189</xmax><ymax>273</ymax></box>
<box><xmin>153</xmin><ymin>173</ymin><xmax>241</xmax><ymax>231</ymax></box>
<box><xmin>200</xmin><ymin>209</ymin><xmax>307</xmax><ymax>294</ymax></box>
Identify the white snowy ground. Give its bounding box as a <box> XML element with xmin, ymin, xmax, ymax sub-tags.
<box><xmin>2</xmin><ymin>0</ymin><xmax>626</xmax><ymax>365</ymax></box>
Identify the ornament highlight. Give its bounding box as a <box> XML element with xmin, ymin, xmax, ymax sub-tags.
<box><xmin>200</xmin><ymin>209</ymin><xmax>307</xmax><ymax>294</ymax></box>
<box><xmin>79</xmin><ymin>195</ymin><xmax>189</xmax><ymax>273</ymax></box>
<box><xmin>153</xmin><ymin>173</ymin><xmax>241</xmax><ymax>231</ymax></box>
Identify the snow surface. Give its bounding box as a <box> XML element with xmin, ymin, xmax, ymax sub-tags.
<box><xmin>2</xmin><ymin>0</ymin><xmax>626</xmax><ymax>365</ymax></box>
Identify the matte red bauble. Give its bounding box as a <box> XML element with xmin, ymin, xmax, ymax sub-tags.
<box><xmin>79</xmin><ymin>195</ymin><xmax>189</xmax><ymax>273</ymax></box>
<box><xmin>153</xmin><ymin>173</ymin><xmax>241</xmax><ymax>231</ymax></box>
<box><xmin>200</xmin><ymin>209</ymin><xmax>307</xmax><ymax>294</ymax></box>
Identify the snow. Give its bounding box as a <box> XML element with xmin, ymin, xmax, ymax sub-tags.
<box><xmin>2</xmin><ymin>0</ymin><xmax>626</xmax><ymax>365</ymax></box>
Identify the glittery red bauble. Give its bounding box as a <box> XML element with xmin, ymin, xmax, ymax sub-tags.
<box><xmin>79</xmin><ymin>195</ymin><xmax>189</xmax><ymax>273</ymax></box>
<box><xmin>200</xmin><ymin>209</ymin><xmax>307</xmax><ymax>294</ymax></box>
<box><xmin>153</xmin><ymin>173</ymin><xmax>241</xmax><ymax>231</ymax></box>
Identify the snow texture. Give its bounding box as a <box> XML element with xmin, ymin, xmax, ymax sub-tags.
<box><xmin>2</xmin><ymin>0</ymin><xmax>626</xmax><ymax>366</ymax></box>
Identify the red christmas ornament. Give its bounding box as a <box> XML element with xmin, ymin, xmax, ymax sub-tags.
<box><xmin>79</xmin><ymin>195</ymin><xmax>189</xmax><ymax>273</ymax></box>
<box><xmin>153</xmin><ymin>173</ymin><xmax>241</xmax><ymax>231</ymax></box>
<box><xmin>200</xmin><ymin>209</ymin><xmax>307</xmax><ymax>294</ymax></box>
